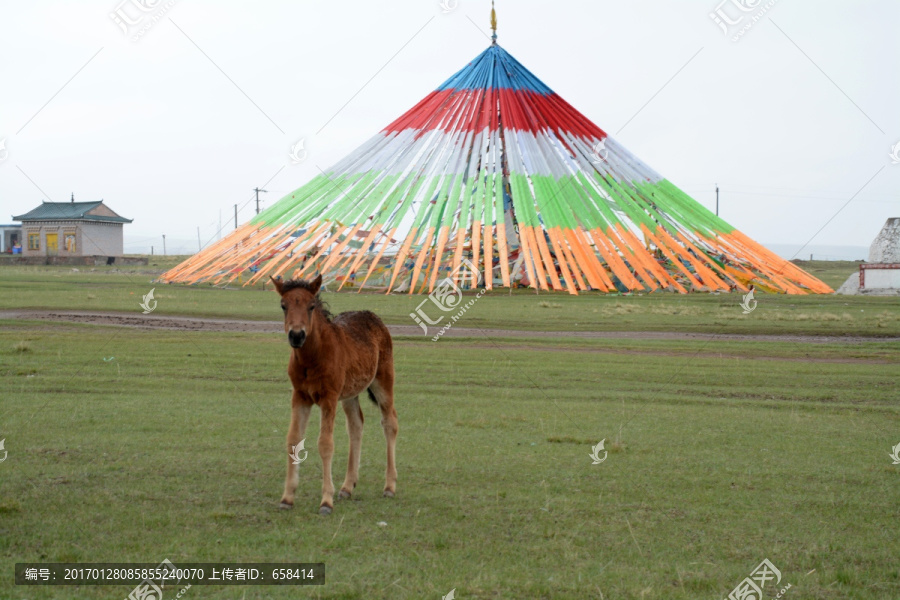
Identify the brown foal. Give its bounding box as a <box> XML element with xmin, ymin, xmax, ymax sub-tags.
<box><xmin>272</xmin><ymin>275</ymin><xmax>398</xmax><ymax>515</ymax></box>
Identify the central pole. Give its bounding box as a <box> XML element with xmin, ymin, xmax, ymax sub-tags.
<box><xmin>491</xmin><ymin>0</ymin><xmax>497</xmax><ymax>44</ymax></box>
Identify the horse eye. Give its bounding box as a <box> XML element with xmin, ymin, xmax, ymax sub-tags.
<box><xmin>281</xmin><ymin>304</ymin><xmax>286</xmax><ymax>311</ymax></box>
<box><xmin>308</xmin><ymin>304</ymin><xmax>315</xmax><ymax>312</ymax></box>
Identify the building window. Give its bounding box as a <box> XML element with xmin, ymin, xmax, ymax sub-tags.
<box><xmin>28</xmin><ymin>233</ymin><xmax>40</xmax><ymax>250</ymax></box>
<box><xmin>64</xmin><ymin>233</ymin><xmax>76</xmax><ymax>253</ymax></box>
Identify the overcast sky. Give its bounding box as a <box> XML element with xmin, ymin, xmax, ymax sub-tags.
<box><xmin>1</xmin><ymin>0</ymin><xmax>897</xmax><ymax>258</ymax></box>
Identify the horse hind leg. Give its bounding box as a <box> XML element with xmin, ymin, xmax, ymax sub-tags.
<box><xmin>368</xmin><ymin>368</ymin><xmax>398</xmax><ymax>498</ymax></box>
<box><xmin>339</xmin><ymin>396</ymin><xmax>364</xmax><ymax>500</ymax></box>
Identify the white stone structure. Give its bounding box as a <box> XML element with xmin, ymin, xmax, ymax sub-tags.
<box><xmin>837</xmin><ymin>218</ymin><xmax>900</xmax><ymax>295</ymax></box>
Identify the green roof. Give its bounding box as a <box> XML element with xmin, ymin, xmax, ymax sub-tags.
<box><xmin>13</xmin><ymin>201</ymin><xmax>132</xmax><ymax>224</ymax></box>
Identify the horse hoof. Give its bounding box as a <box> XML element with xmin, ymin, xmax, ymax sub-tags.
<box><xmin>338</xmin><ymin>489</ymin><xmax>352</xmax><ymax>500</ymax></box>
<box><xmin>383</xmin><ymin>490</ymin><xmax>395</xmax><ymax>498</ymax></box>
<box><xmin>319</xmin><ymin>505</ymin><xmax>333</xmax><ymax>516</ymax></box>
<box><xmin>279</xmin><ymin>501</ymin><xmax>293</xmax><ymax>510</ymax></box>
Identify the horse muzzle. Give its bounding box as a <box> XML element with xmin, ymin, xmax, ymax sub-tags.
<box><xmin>287</xmin><ymin>329</ymin><xmax>307</xmax><ymax>348</ymax></box>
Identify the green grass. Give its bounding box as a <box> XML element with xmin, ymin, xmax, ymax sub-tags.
<box><xmin>1</xmin><ymin>260</ymin><xmax>898</xmax><ymax>337</ymax></box>
<box><xmin>1</xmin><ymin>262</ymin><xmax>898</xmax><ymax>598</ymax></box>
<box><xmin>789</xmin><ymin>259</ymin><xmax>862</xmax><ymax>290</ymax></box>
<box><xmin>1</xmin><ymin>321</ymin><xmax>899</xmax><ymax>599</ymax></box>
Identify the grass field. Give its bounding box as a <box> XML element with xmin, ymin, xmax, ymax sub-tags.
<box><xmin>1</xmin><ymin>260</ymin><xmax>898</xmax><ymax>337</ymax></box>
<box><xmin>1</xmin><ymin>261</ymin><xmax>899</xmax><ymax>599</ymax></box>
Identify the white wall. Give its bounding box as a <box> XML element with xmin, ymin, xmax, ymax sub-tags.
<box><xmin>864</xmin><ymin>269</ymin><xmax>900</xmax><ymax>290</ymax></box>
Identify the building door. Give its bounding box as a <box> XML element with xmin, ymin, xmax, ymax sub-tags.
<box><xmin>46</xmin><ymin>233</ymin><xmax>58</xmax><ymax>256</ymax></box>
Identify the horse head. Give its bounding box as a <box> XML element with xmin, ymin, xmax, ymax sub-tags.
<box><xmin>271</xmin><ymin>274</ymin><xmax>324</xmax><ymax>349</ymax></box>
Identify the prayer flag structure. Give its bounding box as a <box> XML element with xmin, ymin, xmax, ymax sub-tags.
<box><xmin>162</xmin><ymin>9</ymin><xmax>831</xmax><ymax>295</ymax></box>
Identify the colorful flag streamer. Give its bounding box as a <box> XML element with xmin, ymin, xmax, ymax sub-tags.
<box><xmin>162</xmin><ymin>42</ymin><xmax>831</xmax><ymax>295</ymax></box>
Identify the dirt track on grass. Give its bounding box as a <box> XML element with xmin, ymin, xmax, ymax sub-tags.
<box><xmin>2</xmin><ymin>309</ymin><xmax>898</xmax><ymax>346</ymax></box>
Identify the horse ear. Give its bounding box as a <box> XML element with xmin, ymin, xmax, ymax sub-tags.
<box><xmin>310</xmin><ymin>274</ymin><xmax>323</xmax><ymax>295</ymax></box>
<box><xmin>270</xmin><ymin>276</ymin><xmax>284</xmax><ymax>295</ymax></box>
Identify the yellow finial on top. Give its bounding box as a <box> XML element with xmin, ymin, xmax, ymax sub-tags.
<box><xmin>490</xmin><ymin>0</ymin><xmax>497</xmax><ymax>44</ymax></box>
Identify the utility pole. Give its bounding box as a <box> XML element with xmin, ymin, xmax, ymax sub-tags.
<box><xmin>715</xmin><ymin>184</ymin><xmax>719</xmax><ymax>217</ymax></box>
<box><xmin>197</xmin><ymin>227</ymin><xmax>201</xmax><ymax>252</ymax></box>
<box><xmin>234</xmin><ymin>204</ymin><xmax>238</xmax><ymax>230</ymax></box>
<box><xmin>254</xmin><ymin>187</ymin><xmax>268</xmax><ymax>215</ymax></box>
<box><xmin>162</xmin><ymin>234</ymin><xmax>166</xmax><ymax>256</ymax></box>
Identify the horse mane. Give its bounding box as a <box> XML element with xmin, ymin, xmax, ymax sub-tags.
<box><xmin>280</xmin><ymin>278</ymin><xmax>334</xmax><ymax>321</ymax></box>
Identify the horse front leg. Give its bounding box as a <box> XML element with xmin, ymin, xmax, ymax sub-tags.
<box><xmin>318</xmin><ymin>397</ymin><xmax>338</xmax><ymax>515</ymax></box>
<box><xmin>280</xmin><ymin>392</ymin><xmax>312</xmax><ymax>509</ymax></box>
